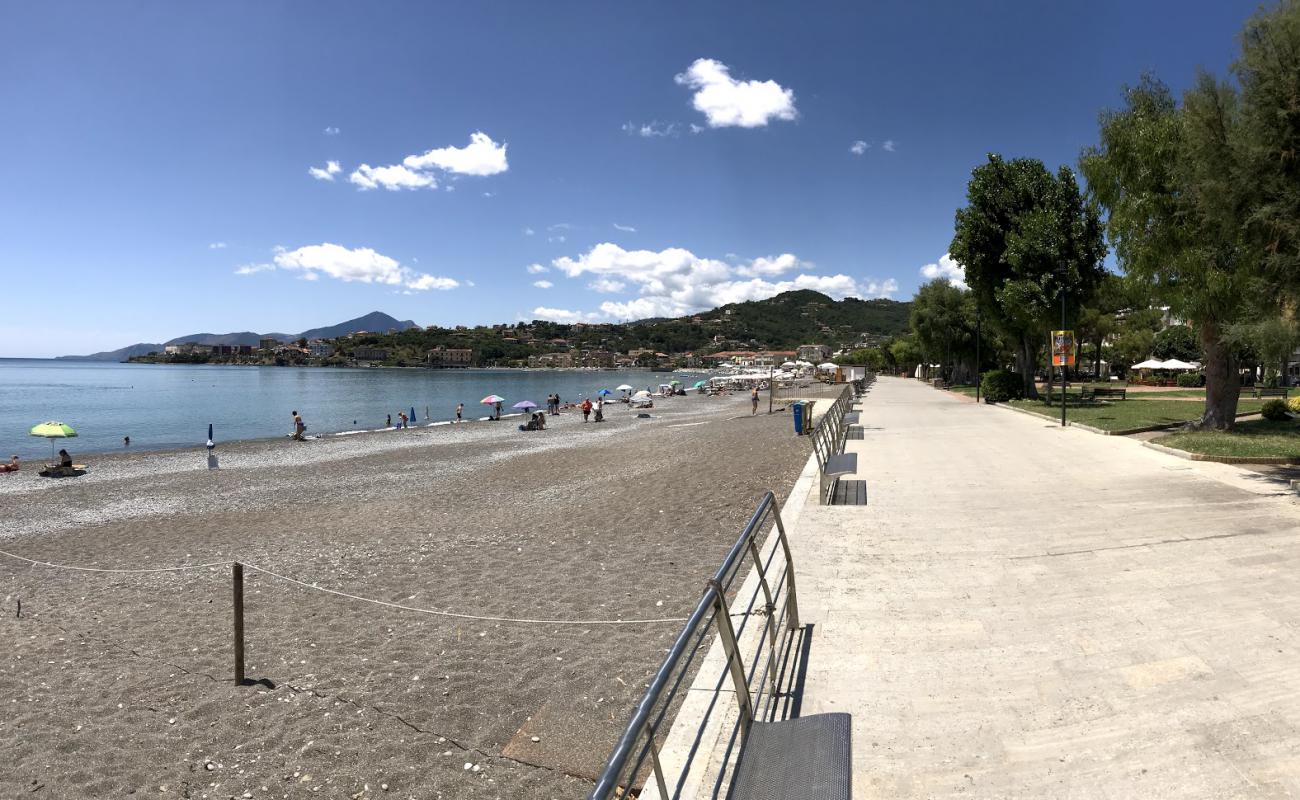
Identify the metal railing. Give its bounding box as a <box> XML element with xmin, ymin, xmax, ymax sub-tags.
<box><xmin>590</xmin><ymin>492</ymin><xmax>803</xmax><ymax>800</ymax></box>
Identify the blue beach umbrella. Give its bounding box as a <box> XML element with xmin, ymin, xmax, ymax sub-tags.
<box><xmin>410</xmin><ymin>407</ymin><xmax>416</xmax><ymax>423</ymax></box>
<box><xmin>597</xmin><ymin>388</ymin><xmax>612</xmax><ymax>396</ymax></box>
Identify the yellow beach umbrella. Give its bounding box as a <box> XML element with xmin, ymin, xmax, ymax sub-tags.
<box><xmin>30</xmin><ymin>421</ymin><xmax>77</xmax><ymax>459</ymax></box>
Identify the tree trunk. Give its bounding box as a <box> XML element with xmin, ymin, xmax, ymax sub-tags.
<box><xmin>1016</xmin><ymin>334</ymin><xmax>1039</xmax><ymax>399</ymax></box>
<box><xmin>1197</xmin><ymin>319</ymin><xmax>1241</xmax><ymax>431</ymax></box>
<box><xmin>1094</xmin><ymin>337</ymin><xmax>1103</xmax><ymax>380</ymax></box>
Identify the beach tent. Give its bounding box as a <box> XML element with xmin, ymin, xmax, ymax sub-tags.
<box><xmin>1130</xmin><ymin>359</ymin><xmax>1166</xmax><ymax>370</ymax></box>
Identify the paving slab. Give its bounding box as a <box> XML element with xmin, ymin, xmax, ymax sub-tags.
<box><xmin>794</xmin><ymin>377</ymin><xmax>1300</xmax><ymax>799</ymax></box>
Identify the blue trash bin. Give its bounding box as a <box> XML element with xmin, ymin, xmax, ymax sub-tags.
<box><xmin>792</xmin><ymin>401</ymin><xmax>805</xmax><ymax>435</ymax></box>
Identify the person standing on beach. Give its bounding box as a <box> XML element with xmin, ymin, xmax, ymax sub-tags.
<box><xmin>386</xmin><ymin>413</ymin><xmax>392</xmax><ymax>428</ymax></box>
<box><xmin>581</xmin><ymin>397</ymin><xmax>592</xmax><ymax>422</ymax></box>
<box><xmin>494</xmin><ymin>400</ymin><xmax>503</xmax><ymax>420</ymax></box>
<box><xmin>292</xmin><ymin>410</ymin><xmax>306</xmax><ymax>440</ymax></box>
<box><xmin>594</xmin><ymin>397</ymin><xmax>604</xmax><ymax>422</ymax></box>
<box><xmin>751</xmin><ymin>386</ymin><xmax>760</xmax><ymax>415</ymax></box>
<box><xmin>398</xmin><ymin>411</ymin><xmax>408</xmax><ymax>430</ymax></box>
<box><xmin>456</xmin><ymin>402</ymin><xmax>463</xmax><ymax>422</ymax></box>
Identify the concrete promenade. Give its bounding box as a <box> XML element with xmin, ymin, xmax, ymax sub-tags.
<box><xmin>796</xmin><ymin>376</ymin><xmax>1300</xmax><ymax>798</ymax></box>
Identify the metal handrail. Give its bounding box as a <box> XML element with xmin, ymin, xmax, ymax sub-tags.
<box><xmin>589</xmin><ymin>491</ymin><xmax>800</xmax><ymax>800</ymax></box>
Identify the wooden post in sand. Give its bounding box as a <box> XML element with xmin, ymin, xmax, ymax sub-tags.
<box><xmin>232</xmin><ymin>562</ymin><xmax>245</xmax><ymax>684</ymax></box>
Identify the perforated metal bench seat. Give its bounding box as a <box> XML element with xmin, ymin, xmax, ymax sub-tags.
<box><xmin>842</xmin><ymin>412</ymin><xmax>860</xmax><ymax>425</ymax></box>
<box><xmin>823</xmin><ymin>453</ymin><xmax>857</xmax><ymax>477</ymax></box>
<box><xmin>728</xmin><ymin>713</ymin><xmax>852</xmax><ymax>800</ymax></box>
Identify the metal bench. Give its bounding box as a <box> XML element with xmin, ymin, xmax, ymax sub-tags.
<box><xmin>1253</xmin><ymin>386</ymin><xmax>1289</xmax><ymax>399</ymax></box>
<box><xmin>811</xmin><ymin>387</ymin><xmax>860</xmax><ymax>504</ymax></box>
<box><xmin>589</xmin><ymin>493</ymin><xmax>852</xmax><ymax>800</ymax></box>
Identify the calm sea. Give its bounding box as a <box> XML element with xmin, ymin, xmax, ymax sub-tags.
<box><xmin>0</xmin><ymin>359</ymin><xmax>704</xmax><ymax>458</ymax></box>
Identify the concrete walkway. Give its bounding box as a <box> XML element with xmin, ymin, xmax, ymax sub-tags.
<box><xmin>796</xmin><ymin>377</ymin><xmax>1300</xmax><ymax>799</ymax></box>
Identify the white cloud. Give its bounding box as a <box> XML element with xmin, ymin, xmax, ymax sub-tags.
<box><xmin>526</xmin><ymin>263</ymin><xmax>549</xmax><ymax>274</ymax></box>
<box><xmin>883</xmin><ymin>140</ymin><xmax>896</xmax><ymax>152</ymax></box>
<box><xmin>236</xmin><ymin>242</ymin><xmax>458</xmax><ymax>291</ymax></box>
<box><xmin>523</xmin><ymin>227</ymin><xmax>535</xmax><ymax>236</ymax></box>
<box><xmin>612</xmin><ymin>223</ymin><xmax>637</xmax><ymax>232</ymax></box>
<box><xmin>588</xmin><ymin>277</ymin><xmax>627</xmax><ymax>293</ymax></box>
<box><xmin>547</xmin><ymin>243</ymin><xmax>878</xmax><ymax>320</ymax></box>
<box><xmin>549</xmin><ymin>235</ymin><xmax>566</xmax><ymax>243</ymax></box>
<box><xmin>349</xmin><ymin>163</ymin><xmax>436</xmax><ymax>191</ymax></box>
<box><xmin>323</xmin><ymin>126</ymin><xmax>340</xmax><ymax>135</ymax></box>
<box><xmin>862</xmin><ymin>278</ymin><xmax>900</xmax><ymax>298</ymax></box>
<box><xmin>403</xmin><ymin>131</ymin><xmax>508</xmax><ymax>176</ymax></box>
<box><xmin>532</xmin><ymin>280</ymin><xmax>554</xmax><ymax>289</ymax></box>
<box><xmin>735</xmin><ymin>253</ymin><xmax>807</xmax><ymax>278</ymax></box>
<box><xmin>689</xmin><ymin>123</ymin><xmax>704</xmax><ymax>134</ymax></box>
<box><xmin>209</xmin><ymin>241</ymin><xmax>227</xmax><ymax>249</ymax></box>
<box><xmin>850</xmin><ymin>140</ymin><xmax>868</xmax><ymax>155</ymax></box>
<box><xmin>674</xmin><ymin>58</ymin><xmax>797</xmax><ymax>128</ymax></box>
<box><xmin>531</xmin><ymin>306</ymin><xmax>602</xmax><ymax>324</ymax></box>
<box><xmin>919</xmin><ymin>253</ymin><xmax>966</xmax><ymax>290</ymax></box>
<box><xmin>548</xmin><ymin>223</ymin><xmax>573</xmax><ymax>231</ymax></box>
<box><xmin>621</xmin><ymin>121</ymin><xmax>679</xmax><ymax>138</ymax></box>
<box><xmin>309</xmin><ymin>160</ymin><xmax>342</xmax><ymax>181</ymax></box>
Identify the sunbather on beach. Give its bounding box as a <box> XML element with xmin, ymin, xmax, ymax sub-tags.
<box><xmin>0</xmin><ymin>455</ymin><xmax>18</xmax><ymax>473</ymax></box>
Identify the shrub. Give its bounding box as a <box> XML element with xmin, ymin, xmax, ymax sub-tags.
<box><xmin>1175</xmin><ymin>372</ymin><xmax>1202</xmax><ymax>387</ymax></box>
<box><xmin>980</xmin><ymin>369</ymin><xmax>1023</xmax><ymax>403</ymax></box>
<box><xmin>1261</xmin><ymin>398</ymin><xmax>1291</xmax><ymax>421</ymax></box>
<box><xmin>1288</xmin><ymin>396</ymin><xmax>1300</xmax><ymax>414</ymax></box>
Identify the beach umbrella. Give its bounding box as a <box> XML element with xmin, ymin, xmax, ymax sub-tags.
<box><xmin>693</xmin><ymin>380</ymin><xmax>708</xmax><ymax>388</ymax></box>
<box><xmin>597</xmin><ymin>388</ymin><xmax>612</xmax><ymax>396</ymax></box>
<box><xmin>633</xmin><ymin>390</ymin><xmax>652</xmax><ymax>398</ymax></box>
<box><xmin>616</xmin><ymin>384</ymin><xmax>633</xmax><ymax>392</ymax></box>
<box><xmin>818</xmin><ymin>362</ymin><xmax>839</xmax><ymax>370</ymax></box>
<box><xmin>669</xmin><ymin>379</ymin><xmax>682</xmax><ymax>385</ymax></box>
<box><xmin>1161</xmin><ymin>358</ymin><xmax>1198</xmax><ymax>370</ymax></box>
<box><xmin>513</xmin><ymin>400</ymin><xmax>538</xmax><ymax>410</ymax></box>
<box><xmin>780</xmin><ymin>361</ymin><xmax>796</xmax><ymax>369</ymax></box>
<box><xmin>207</xmin><ymin>422</ymin><xmax>214</xmax><ymax>451</ymax></box>
<box><xmin>410</xmin><ymin>406</ymin><xmax>416</xmax><ymax>423</ymax></box>
<box><xmin>30</xmin><ymin>421</ymin><xmax>76</xmax><ymax>459</ymax></box>
<box><xmin>1131</xmin><ymin>359</ymin><xmax>1165</xmax><ymax>370</ymax></box>
<box><xmin>480</xmin><ymin>395</ymin><xmax>505</xmax><ymax>404</ymax></box>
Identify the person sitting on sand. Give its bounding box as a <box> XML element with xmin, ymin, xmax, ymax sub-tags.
<box><xmin>0</xmin><ymin>455</ymin><xmax>19</xmax><ymax>473</ymax></box>
<box><xmin>58</xmin><ymin>448</ymin><xmax>73</xmax><ymax>469</ymax></box>
<box><xmin>535</xmin><ymin>412</ymin><xmax>546</xmax><ymax>430</ymax></box>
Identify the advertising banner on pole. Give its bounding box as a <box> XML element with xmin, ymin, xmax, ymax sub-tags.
<box><xmin>1052</xmin><ymin>330</ymin><xmax>1076</xmax><ymax>367</ymax></box>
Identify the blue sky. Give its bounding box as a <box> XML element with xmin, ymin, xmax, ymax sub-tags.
<box><xmin>0</xmin><ymin>1</ymin><xmax>1260</xmax><ymax>357</ymax></box>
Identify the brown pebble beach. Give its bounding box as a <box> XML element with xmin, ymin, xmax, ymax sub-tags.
<box><xmin>0</xmin><ymin>392</ymin><xmax>811</xmax><ymax>799</ymax></box>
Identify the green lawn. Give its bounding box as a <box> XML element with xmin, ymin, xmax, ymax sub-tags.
<box><xmin>1156</xmin><ymin>418</ymin><xmax>1300</xmax><ymax>460</ymax></box>
<box><xmin>946</xmin><ymin>384</ymin><xmax>978</xmax><ymax>397</ymax></box>
<box><xmin>1006</xmin><ymin>396</ymin><xmax>1265</xmax><ymax>432</ymax></box>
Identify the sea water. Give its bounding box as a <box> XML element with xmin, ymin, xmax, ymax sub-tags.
<box><xmin>0</xmin><ymin>359</ymin><xmax>702</xmax><ymax>458</ymax></box>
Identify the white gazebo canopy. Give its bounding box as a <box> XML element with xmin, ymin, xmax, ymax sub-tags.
<box><xmin>1131</xmin><ymin>359</ymin><xmax>1166</xmax><ymax>370</ymax></box>
<box><xmin>1160</xmin><ymin>358</ymin><xmax>1199</xmax><ymax>370</ymax></box>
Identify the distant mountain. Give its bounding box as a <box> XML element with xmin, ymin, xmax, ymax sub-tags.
<box><xmin>297</xmin><ymin>311</ymin><xmax>417</xmax><ymax>341</ymax></box>
<box><xmin>664</xmin><ymin>290</ymin><xmax>911</xmax><ymax>348</ymax></box>
<box><xmin>58</xmin><ymin>311</ymin><xmax>419</xmax><ymax>361</ymax></box>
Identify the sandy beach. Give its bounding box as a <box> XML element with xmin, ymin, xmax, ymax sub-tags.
<box><xmin>0</xmin><ymin>392</ymin><xmax>811</xmax><ymax>799</ymax></box>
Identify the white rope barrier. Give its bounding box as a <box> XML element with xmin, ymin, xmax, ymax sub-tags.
<box><xmin>0</xmin><ymin>548</ymin><xmax>228</xmax><ymax>573</ymax></box>
<box><xmin>0</xmin><ymin>547</ymin><xmax>690</xmax><ymax>626</ymax></box>
<box><xmin>243</xmin><ymin>563</ymin><xmax>690</xmax><ymax>626</ymax></box>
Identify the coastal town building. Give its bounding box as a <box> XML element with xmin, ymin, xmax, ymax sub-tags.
<box><xmin>579</xmin><ymin>349</ymin><xmax>617</xmax><ymax>368</ymax></box>
<box><xmin>711</xmin><ymin>350</ymin><xmax>797</xmax><ymax>367</ymax></box>
<box><xmin>352</xmin><ymin>346</ymin><xmax>389</xmax><ymax>361</ymax></box>
<box><xmin>798</xmin><ymin>344</ymin><xmax>832</xmax><ymax>363</ymax></box>
<box><xmin>528</xmin><ymin>352</ymin><xmax>575</xmax><ymax>368</ymax></box>
<box><xmin>258</xmin><ymin>337</ymin><xmax>282</xmax><ymax>350</ymax></box>
<box><xmin>164</xmin><ymin>342</ymin><xmax>213</xmax><ymax>355</ymax></box>
<box><xmin>427</xmin><ymin>346</ymin><xmax>473</xmax><ymax>368</ymax></box>
<box><xmin>212</xmin><ymin>344</ymin><xmax>254</xmax><ymax>356</ymax></box>
<box><xmin>306</xmin><ymin>341</ymin><xmax>332</xmax><ymax>358</ymax></box>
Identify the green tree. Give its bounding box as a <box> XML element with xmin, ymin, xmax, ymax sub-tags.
<box><xmin>1237</xmin><ymin>1</ymin><xmax>1300</xmax><ymax>291</ymax></box>
<box><xmin>889</xmin><ymin>335</ymin><xmax>923</xmax><ymax>373</ymax></box>
<box><xmin>1248</xmin><ymin>318</ymin><xmax>1298</xmax><ymax>386</ymax></box>
<box><xmin>1081</xmin><ymin>73</ymin><xmax>1265</xmax><ymax>428</ymax></box>
<box><xmin>909</xmin><ymin>278</ymin><xmax>982</xmax><ymax>383</ymax></box>
<box><xmin>1152</xmin><ymin>325</ymin><xmax>1200</xmax><ymax>361</ymax></box>
<box><xmin>951</xmin><ymin>155</ymin><xmax>1107</xmax><ymax>398</ymax></box>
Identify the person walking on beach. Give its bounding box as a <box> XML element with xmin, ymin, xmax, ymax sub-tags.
<box><xmin>751</xmin><ymin>386</ymin><xmax>760</xmax><ymax>415</ymax></box>
<box><xmin>292</xmin><ymin>410</ymin><xmax>306</xmax><ymax>440</ymax></box>
<box><xmin>594</xmin><ymin>397</ymin><xmax>604</xmax><ymax>422</ymax></box>
<box><xmin>386</xmin><ymin>413</ymin><xmax>392</xmax><ymax>428</ymax></box>
<box><xmin>456</xmin><ymin>402</ymin><xmax>464</xmax><ymax>422</ymax></box>
<box><xmin>581</xmin><ymin>397</ymin><xmax>592</xmax><ymax>422</ymax></box>
<box><xmin>398</xmin><ymin>411</ymin><xmax>408</xmax><ymax>430</ymax></box>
